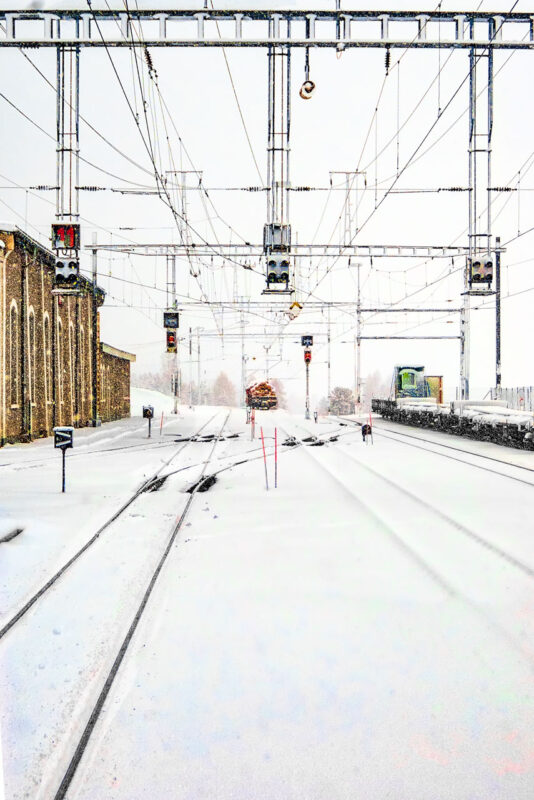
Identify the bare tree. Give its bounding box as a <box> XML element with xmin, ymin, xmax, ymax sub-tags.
<box><xmin>329</xmin><ymin>386</ymin><xmax>355</xmax><ymax>415</ymax></box>
<box><xmin>211</xmin><ymin>372</ymin><xmax>237</xmax><ymax>406</ymax></box>
<box><xmin>133</xmin><ymin>356</ymin><xmax>175</xmax><ymax>395</ymax></box>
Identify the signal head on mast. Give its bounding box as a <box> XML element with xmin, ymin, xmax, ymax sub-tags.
<box><xmin>266</xmin><ymin>254</ymin><xmax>290</xmax><ymax>287</ymax></box>
<box><xmin>468</xmin><ymin>255</ymin><xmax>493</xmax><ymax>290</ymax></box>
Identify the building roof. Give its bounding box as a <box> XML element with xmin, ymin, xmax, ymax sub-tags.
<box><xmin>101</xmin><ymin>342</ymin><xmax>136</xmax><ymax>362</ymax></box>
<box><xmin>0</xmin><ymin>222</ymin><xmax>55</xmax><ymax>259</ymax></box>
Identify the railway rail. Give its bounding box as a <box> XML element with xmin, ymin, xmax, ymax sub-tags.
<box><xmin>289</xmin><ymin>419</ymin><xmax>534</xmax><ymax>582</ymax></box>
<box><xmin>0</xmin><ymin>411</ymin><xmax>222</xmax><ymax>640</ymax></box>
<box><xmin>0</xmin><ymin>427</ymin><xmax>184</xmax><ymax>471</ymax></box>
<box><xmin>335</xmin><ymin>415</ymin><xmax>534</xmax><ymax>488</ymax></box>
<box><xmin>3</xmin><ymin>410</ymin><xmax>533</xmax><ymax>799</ymax></box>
<box><xmin>51</xmin><ymin>411</ymin><xmax>230</xmax><ymax>799</ymax></box>
<box><xmin>278</xmin><ymin>419</ymin><xmax>534</xmax><ymax>672</ymax></box>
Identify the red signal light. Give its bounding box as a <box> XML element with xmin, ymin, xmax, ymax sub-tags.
<box><xmin>166</xmin><ymin>330</ymin><xmax>177</xmax><ymax>353</ymax></box>
<box><xmin>304</xmin><ymin>349</ymin><xmax>312</xmax><ymax>363</ymax></box>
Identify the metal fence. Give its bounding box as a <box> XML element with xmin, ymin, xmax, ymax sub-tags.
<box><xmin>491</xmin><ymin>386</ymin><xmax>534</xmax><ymax>411</ymax></box>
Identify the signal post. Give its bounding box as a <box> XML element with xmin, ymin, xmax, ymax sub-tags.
<box><xmin>164</xmin><ymin>310</ymin><xmax>179</xmax><ymax>413</ymax></box>
<box><xmin>301</xmin><ymin>335</ymin><xmax>313</xmax><ymax>420</ymax></box>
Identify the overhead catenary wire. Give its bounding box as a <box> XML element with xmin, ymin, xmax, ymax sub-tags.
<box><xmin>305</xmin><ymin>0</ymin><xmax>521</xmax><ymax>310</ymax></box>
<box><xmin>306</xmin><ymin>0</ymin><xmax>520</xmax><ymax>313</ymax></box>
<box><xmin>3</xmin><ymin>1</ymin><xmax>531</xmax><ymax>382</ymax></box>
<box><xmin>85</xmin><ymin>0</ymin><xmax>265</xmax><ymax>330</ymax></box>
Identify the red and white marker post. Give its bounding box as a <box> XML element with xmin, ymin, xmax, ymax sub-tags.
<box><xmin>260</xmin><ymin>427</ymin><xmax>269</xmax><ymax>490</ymax></box>
<box><xmin>274</xmin><ymin>427</ymin><xmax>278</xmax><ymax>488</ymax></box>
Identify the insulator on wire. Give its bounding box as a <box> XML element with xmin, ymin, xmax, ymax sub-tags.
<box><xmin>144</xmin><ymin>47</ymin><xmax>157</xmax><ymax>78</ymax></box>
<box><xmin>385</xmin><ymin>47</ymin><xmax>391</xmax><ymax>75</ymax></box>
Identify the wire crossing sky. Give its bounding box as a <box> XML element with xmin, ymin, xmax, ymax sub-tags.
<box><xmin>1</xmin><ymin>1</ymin><xmax>534</xmax><ymax>404</ymax></box>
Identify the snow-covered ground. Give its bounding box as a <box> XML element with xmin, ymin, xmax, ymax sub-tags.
<box><xmin>343</xmin><ymin>411</ymin><xmax>534</xmax><ymax>470</ymax></box>
<box><xmin>2</xmin><ymin>408</ymin><xmax>534</xmax><ymax>799</ymax></box>
<box><xmin>130</xmin><ymin>386</ymin><xmax>178</xmax><ymax>418</ymax></box>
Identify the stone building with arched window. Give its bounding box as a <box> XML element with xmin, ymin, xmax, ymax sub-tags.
<box><xmin>0</xmin><ymin>225</ymin><xmax>135</xmax><ymax>445</ymax></box>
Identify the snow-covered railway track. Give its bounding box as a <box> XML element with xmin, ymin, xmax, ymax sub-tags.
<box><xmin>50</xmin><ymin>412</ymin><xmax>230</xmax><ymax>800</ymax></box>
<box><xmin>287</xmin><ymin>421</ymin><xmax>534</xmax><ymax>584</ymax></box>
<box><xmin>277</xmin><ymin>423</ymin><xmax>455</xmax><ymax>593</ymax></box>
<box><xmin>0</xmin><ymin>412</ymin><xmax>231</xmax><ymax>800</ymax></box>
<box><xmin>0</xmin><ymin>435</ymin><xmax>181</xmax><ymax>471</ymax></box>
<box><xmin>279</xmin><ymin>420</ymin><xmax>534</xmax><ymax>662</ymax></box>
<box><xmin>0</xmin><ymin>412</ymin><xmax>221</xmax><ymax>640</ymax></box>
<box><xmin>336</xmin><ymin>416</ymin><xmax>534</xmax><ymax>488</ymax></box>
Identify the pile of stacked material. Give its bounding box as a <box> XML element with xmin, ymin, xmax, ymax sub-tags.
<box><xmin>246</xmin><ymin>382</ymin><xmax>278</xmax><ymax>409</ymax></box>
<box><xmin>371</xmin><ymin>397</ymin><xmax>534</xmax><ymax>449</ymax></box>
<box><xmin>252</xmin><ymin>382</ymin><xmax>275</xmax><ymax>397</ymax></box>
<box><xmin>454</xmin><ymin>402</ymin><xmax>534</xmax><ymax>428</ymax></box>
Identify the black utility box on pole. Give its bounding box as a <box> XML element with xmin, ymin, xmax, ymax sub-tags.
<box><xmin>53</xmin><ymin>426</ymin><xmax>74</xmax><ymax>493</ymax></box>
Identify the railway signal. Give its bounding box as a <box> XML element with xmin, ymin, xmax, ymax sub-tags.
<box><xmin>54</xmin><ymin>258</ymin><xmax>80</xmax><ymax>290</ymax></box>
<box><xmin>166</xmin><ymin>330</ymin><xmax>177</xmax><ymax>353</ymax></box>
<box><xmin>143</xmin><ymin>405</ymin><xmax>154</xmax><ymax>437</ymax></box>
<box><xmin>304</xmin><ymin>348</ymin><xmax>312</xmax><ymax>419</ymax></box>
<box><xmin>266</xmin><ymin>253</ymin><xmax>290</xmax><ymax>286</ymax></box>
<box><xmin>263</xmin><ymin>223</ymin><xmax>292</xmax><ymax>293</ymax></box>
<box><xmin>164</xmin><ymin>311</ymin><xmax>179</xmax><ymax>412</ymax></box>
<box><xmin>52</xmin><ymin>223</ymin><xmax>80</xmax><ymax>294</ymax></box>
<box><xmin>468</xmin><ymin>256</ymin><xmax>493</xmax><ymax>289</ymax></box>
<box><xmin>53</xmin><ymin>426</ymin><xmax>73</xmax><ymax>493</ymax></box>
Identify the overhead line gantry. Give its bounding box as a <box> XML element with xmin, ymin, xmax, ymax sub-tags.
<box><xmin>2</xmin><ymin>7</ymin><xmax>529</xmax><ymax>399</ymax></box>
<box><xmin>2</xmin><ymin>9</ymin><xmax>533</xmax><ymax>49</ymax></box>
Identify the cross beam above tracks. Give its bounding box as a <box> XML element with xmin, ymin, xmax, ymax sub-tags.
<box><xmin>1</xmin><ymin>9</ymin><xmax>533</xmax><ymax>48</ymax></box>
<box><xmin>174</xmin><ymin>301</ymin><xmax>463</xmax><ymax>313</ymax></box>
<box><xmin>85</xmin><ymin>243</ymin><xmax>471</xmax><ymax>259</ymax></box>
<box><xmin>360</xmin><ymin>335</ymin><xmax>460</xmax><ymax>339</ymax></box>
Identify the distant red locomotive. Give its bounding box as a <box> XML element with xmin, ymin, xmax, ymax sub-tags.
<box><xmin>246</xmin><ymin>382</ymin><xmax>278</xmax><ymax>410</ymax></box>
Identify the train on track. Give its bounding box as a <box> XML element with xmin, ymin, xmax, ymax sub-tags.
<box><xmin>372</xmin><ymin>397</ymin><xmax>534</xmax><ymax>450</ymax></box>
<box><xmin>392</xmin><ymin>365</ymin><xmax>443</xmax><ymax>402</ymax></box>
<box><xmin>246</xmin><ymin>381</ymin><xmax>278</xmax><ymax>410</ymax></box>
<box><xmin>373</xmin><ymin>364</ymin><xmax>534</xmax><ymax>449</ymax></box>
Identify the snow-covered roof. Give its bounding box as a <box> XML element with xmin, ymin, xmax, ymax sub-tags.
<box><xmin>0</xmin><ymin>224</ymin><xmax>55</xmax><ymax>263</ymax></box>
<box><xmin>101</xmin><ymin>343</ymin><xmax>136</xmax><ymax>362</ymax></box>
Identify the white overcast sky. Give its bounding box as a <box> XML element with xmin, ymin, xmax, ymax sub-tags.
<box><xmin>2</xmin><ymin>1</ymin><xmax>534</xmax><ymax>406</ymax></box>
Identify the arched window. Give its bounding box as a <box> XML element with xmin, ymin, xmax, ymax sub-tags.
<box><xmin>80</xmin><ymin>326</ymin><xmax>85</xmax><ymax>414</ymax></box>
<box><xmin>28</xmin><ymin>309</ymin><xmax>36</xmax><ymax>404</ymax></box>
<box><xmin>69</xmin><ymin>321</ymin><xmax>75</xmax><ymax>401</ymax></box>
<box><xmin>9</xmin><ymin>302</ymin><xmax>19</xmax><ymax>406</ymax></box>
<box><xmin>43</xmin><ymin>314</ymin><xmax>52</xmax><ymax>403</ymax></box>
<box><xmin>57</xmin><ymin>320</ymin><xmax>63</xmax><ymax>410</ymax></box>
